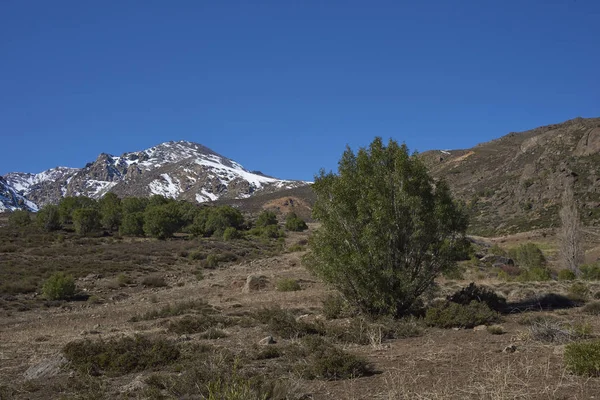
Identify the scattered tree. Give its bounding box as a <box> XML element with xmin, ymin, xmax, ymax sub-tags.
<box><xmin>559</xmin><ymin>182</ymin><xmax>584</xmax><ymax>275</ymax></box>
<box><xmin>73</xmin><ymin>208</ymin><xmax>101</xmax><ymax>236</ymax></box>
<box><xmin>255</xmin><ymin>210</ymin><xmax>278</xmax><ymax>228</ymax></box>
<box><xmin>143</xmin><ymin>203</ymin><xmax>183</xmax><ymax>239</ymax></box>
<box><xmin>120</xmin><ymin>212</ymin><xmax>145</xmax><ymax>236</ymax></box>
<box><xmin>8</xmin><ymin>210</ymin><xmax>32</xmax><ymax>227</ymax></box>
<box><xmin>36</xmin><ymin>204</ymin><xmax>62</xmax><ymax>232</ymax></box>
<box><xmin>285</xmin><ymin>212</ymin><xmax>308</xmax><ymax>232</ymax></box>
<box><xmin>304</xmin><ymin>138</ymin><xmax>468</xmax><ymax>317</ymax></box>
<box><xmin>99</xmin><ymin>193</ymin><xmax>122</xmax><ymax>231</ymax></box>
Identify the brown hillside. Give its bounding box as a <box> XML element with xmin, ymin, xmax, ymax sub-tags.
<box><xmin>421</xmin><ymin>117</ymin><xmax>600</xmax><ymax>236</ymax></box>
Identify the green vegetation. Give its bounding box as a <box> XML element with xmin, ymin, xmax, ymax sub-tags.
<box><xmin>564</xmin><ymin>340</ymin><xmax>600</xmax><ymax>376</ymax></box>
<box><xmin>42</xmin><ymin>272</ymin><xmax>76</xmax><ymax>300</ymax></box>
<box><xmin>568</xmin><ymin>282</ymin><xmax>590</xmax><ymax>302</ymax></box>
<box><xmin>299</xmin><ymin>337</ymin><xmax>373</xmax><ymax>380</ymax></box>
<box><xmin>508</xmin><ymin>242</ymin><xmax>546</xmax><ymax>269</ymax></box>
<box><xmin>285</xmin><ymin>212</ymin><xmax>308</xmax><ymax>232</ymax></box>
<box><xmin>425</xmin><ymin>300</ymin><xmax>499</xmax><ymax>329</ymax></box>
<box><xmin>305</xmin><ymin>138</ymin><xmax>468</xmax><ymax>317</ymax></box>
<box><xmin>580</xmin><ymin>263</ymin><xmax>600</xmax><ymax>280</ymax></box>
<box><xmin>558</xmin><ymin>269</ymin><xmax>577</xmax><ymax>281</ymax></box>
<box><xmin>73</xmin><ymin>207</ymin><xmax>101</xmax><ymax>236</ymax></box>
<box><xmin>8</xmin><ymin>210</ymin><xmax>31</xmax><ymax>227</ymax></box>
<box><xmin>255</xmin><ymin>210</ymin><xmax>278</xmax><ymax>228</ymax></box>
<box><xmin>36</xmin><ymin>204</ymin><xmax>61</xmax><ymax>232</ymax></box>
<box><xmin>63</xmin><ymin>335</ymin><xmax>180</xmax><ymax>376</ymax></box>
<box><xmin>276</xmin><ymin>278</ymin><xmax>301</xmax><ymax>292</ymax></box>
<box><xmin>447</xmin><ymin>282</ymin><xmax>506</xmax><ymax>312</ymax></box>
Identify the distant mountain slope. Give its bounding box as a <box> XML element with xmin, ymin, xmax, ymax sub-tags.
<box><xmin>421</xmin><ymin>117</ymin><xmax>600</xmax><ymax>235</ymax></box>
<box><xmin>0</xmin><ymin>177</ymin><xmax>38</xmax><ymax>212</ymax></box>
<box><xmin>3</xmin><ymin>141</ymin><xmax>307</xmax><ymax>209</ymax></box>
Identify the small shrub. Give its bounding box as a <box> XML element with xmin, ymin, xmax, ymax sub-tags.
<box><xmin>568</xmin><ymin>282</ymin><xmax>590</xmax><ymax>303</ymax></box>
<box><xmin>564</xmin><ymin>340</ymin><xmax>600</xmax><ymax>376</ymax></box>
<box><xmin>517</xmin><ymin>267</ymin><xmax>552</xmax><ymax>282</ymax></box>
<box><xmin>287</xmin><ymin>244</ymin><xmax>306</xmax><ymax>253</ymax></box>
<box><xmin>322</xmin><ymin>293</ymin><xmax>353</xmax><ymax>320</ymax></box>
<box><xmin>168</xmin><ymin>315</ymin><xmax>232</xmax><ymax>334</ymax></box>
<box><xmin>447</xmin><ymin>282</ymin><xmax>507</xmax><ymax>311</ymax></box>
<box><xmin>223</xmin><ymin>227</ymin><xmax>242</xmax><ymax>240</ymax></box>
<box><xmin>198</xmin><ymin>328</ymin><xmax>228</xmax><ymax>339</ymax></box>
<box><xmin>117</xmin><ymin>273</ymin><xmax>133</xmax><ymax>286</ymax></box>
<box><xmin>486</xmin><ymin>325</ymin><xmax>504</xmax><ymax>335</ymax></box>
<box><xmin>276</xmin><ymin>278</ymin><xmax>301</xmax><ymax>292</ymax></box>
<box><xmin>141</xmin><ymin>275</ymin><xmax>167</xmax><ymax>288</ymax></box>
<box><xmin>42</xmin><ymin>272</ymin><xmax>76</xmax><ymax>300</ymax></box>
<box><xmin>203</xmin><ymin>254</ymin><xmax>220</xmax><ymax>269</ymax></box>
<box><xmin>254</xmin><ymin>307</ymin><xmax>322</xmax><ymax>338</ymax></box>
<box><xmin>63</xmin><ymin>335</ymin><xmax>180</xmax><ymax>376</ymax></box>
<box><xmin>8</xmin><ymin>210</ymin><xmax>32</xmax><ymax>227</ymax></box>
<box><xmin>508</xmin><ymin>243</ymin><xmax>546</xmax><ymax>269</ymax></box>
<box><xmin>188</xmin><ymin>250</ymin><xmax>207</xmax><ymax>261</ymax></box>
<box><xmin>300</xmin><ymin>337</ymin><xmax>373</xmax><ymax>380</ymax></box>
<box><xmin>285</xmin><ymin>213</ymin><xmax>308</xmax><ymax>232</ymax></box>
<box><xmin>528</xmin><ymin>319</ymin><xmax>579</xmax><ymax>343</ymax></box>
<box><xmin>558</xmin><ymin>269</ymin><xmax>577</xmax><ymax>281</ymax></box>
<box><xmin>583</xmin><ymin>301</ymin><xmax>600</xmax><ymax>316</ymax></box>
<box><xmin>580</xmin><ymin>263</ymin><xmax>600</xmax><ymax>281</ymax></box>
<box><xmin>425</xmin><ymin>300</ymin><xmax>499</xmax><ymax>329</ymax></box>
<box><xmin>255</xmin><ymin>211</ymin><xmax>278</xmax><ymax>228</ymax></box>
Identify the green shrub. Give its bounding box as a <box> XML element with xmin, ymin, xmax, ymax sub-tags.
<box><xmin>255</xmin><ymin>210</ymin><xmax>278</xmax><ymax>228</ymax></box>
<box><xmin>299</xmin><ymin>337</ymin><xmax>373</xmax><ymax>380</ymax></box>
<box><xmin>203</xmin><ymin>254</ymin><xmax>220</xmax><ymax>269</ymax></box>
<box><xmin>508</xmin><ymin>243</ymin><xmax>546</xmax><ymax>269</ymax></box>
<box><xmin>322</xmin><ymin>293</ymin><xmax>352</xmax><ymax>320</ymax></box>
<box><xmin>285</xmin><ymin>212</ymin><xmax>308</xmax><ymax>232</ymax></box>
<box><xmin>486</xmin><ymin>325</ymin><xmax>504</xmax><ymax>335</ymax></box>
<box><xmin>304</xmin><ymin>138</ymin><xmax>468</xmax><ymax>317</ymax></box>
<box><xmin>568</xmin><ymin>282</ymin><xmax>590</xmax><ymax>302</ymax></box>
<box><xmin>119</xmin><ymin>212</ymin><xmax>145</xmax><ymax>236</ymax></box>
<box><xmin>8</xmin><ymin>210</ymin><xmax>31</xmax><ymax>227</ymax></box>
<box><xmin>42</xmin><ymin>272</ymin><xmax>76</xmax><ymax>300</ymax></box>
<box><xmin>63</xmin><ymin>335</ymin><xmax>180</xmax><ymax>376</ymax></box>
<box><xmin>143</xmin><ymin>203</ymin><xmax>183</xmax><ymax>239</ymax></box>
<box><xmin>489</xmin><ymin>244</ymin><xmax>507</xmax><ymax>256</ymax></box>
<box><xmin>447</xmin><ymin>282</ymin><xmax>507</xmax><ymax>311</ymax></box>
<box><xmin>141</xmin><ymin>275</ymin><xmax>167</xmax><ymax>288</ymax></box>
<box><xmin>276</xmin><ymin>278</ymin><xmax>301</xmax><ymax>292</ymax></box>
<box><xmin>517</xmin><ymin>267</ymin><xmax>552</xmax><ymax>282</ymax></box>
<box><xmin>558</xmin><ymin>269</ymin><xmax>577</xmax><ymax>281</ymax></box>
<box><xmin>36</xmin><ymin>205</ymin><xmax>62</xmax><ymax>232</ymax></box>
<box><xmin>116</xmin><ymin>273</ymin><xmax>133</xmax><ymax>286</ymax></box>
<box><xmin>425</xmin><ymin>300</ymin><xmax>499</xmax><ymax>329</ymax></box>
<box><xmin>253</xmin><ymin>307</ymin><xmax>322</xmax><ymax>338</ymax></box>
<box><xmin>223</xmin><ymin>227</ymin><xmax>242</xmax><ymax>240</ymax></box>
<box><xmin>564</xmin><ymin>340</ymin><xmax>600</xmax><ymax>376</ymax></box>
<box><xmin>580</xmin><ymin>263</ymin><xmax>600</xmax><ymax>281</ymax></box>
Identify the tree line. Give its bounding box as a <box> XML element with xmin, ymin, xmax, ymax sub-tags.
<box><xmin>8</xmin><ymin>193</ymin><xmax>308</xmax><ymax>239</ymax></box>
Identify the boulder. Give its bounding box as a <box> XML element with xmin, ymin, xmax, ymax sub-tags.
<box><xmin>242</xmin><ymin>275</ymin><xmax>268</xmax><ymax>293</ymax></box>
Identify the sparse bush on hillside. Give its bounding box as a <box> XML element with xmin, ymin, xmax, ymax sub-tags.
<box><xmin>143</xmin><ymin>203</ymin><xmax>183</xmax><ymax>239</ymax></box>
<box><xmin>42</xmin><ymin>272</ymin><xmax>76</xmax><ymax>300</ymax></box>
<box><xmin>191</xmin><ymin>205</ymin><xmax>245</xmax><ymax>238</ymax></box>
<box><xmin>36</xmin><ymin>204</ymin><xmax>62</xmax><ymax>232</ymax></box>
<box><xmin>558</xmin><ymin>269</ymin><xmax>577</xmax><ymax>281</ymax></box>
<box><xmin>119</xmin><ymin>212</ymin><xmax>145</xmax><ymax>236</ymax></box>
<box><xmin>564</xmin><ymin>340</ymin><xmax>600</xmax><ymax>376</ymax></box>
<box><xmin>305</xmin><ymin>138</ymin><xmax>468</xmax><ymax>317</ymax></box>
<box><xmin>99</xmin><ymin>192</ymin><xmax>122</xmax><ymax>231</ymax></box>
<box><xmin>276</xmin><ymin>278</ymin><xmax>301</xmax><ymax>292</ymax></box>
<box><xmin>517</xmin><ymin>266</ymin><xmax>552</xmax><ymax>282</ymax></box>
<box><xmin>255</xmin><ymin>210</ymin><xmax>278</xmax><ymax>228</ymax></box>
<box><xmin>447</xmin><ymin>283</ymin><xmax>507</xmax><ymax>312</ymax></box>
<box><xmin>73</xmin><ymin>208</ymin><xmax>101</xmax><ymax>236</ymax></box>
<box><xmin>580</xmin><ymin>263</ymin><xmax>600</xmax><ymax>281</ymax></box>
<box><xmin>63</xmin><ymin>335</ymin><xmax>180</xmax><ymax>376</ymax></box>
<box><xmin>568</xmin><ymin>282</ymin><xmax>590</xmax><ymax>302</ymax></box>
<box><xmin>8</xmin><ymin>210</ymin><xmax>31</xmax><ymax>227</ymax></box>
<box><xmin>285</xmin><ymin>212</ymin><xmax>308</xmax><ymax>232</ymax></box>
<box><xmin>223</xmin><ymin>226</ymin><xmax>242</xmax><ymax>240</ymax></box>
<box><xmin>425</xmin><ymin>300</ymin><xmax>499</xmax><ymax>329</ymax></box>
<box><xmin>508</xmin><ymin>243</ymin><xmax>546</xmax><ymax>269</ymax></box>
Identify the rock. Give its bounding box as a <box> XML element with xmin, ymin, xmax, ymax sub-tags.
<box><xmin>473</xmin><ymin>325</ymin><xmax>487</xmax><ymax>332</ymax></box>
<box><xmin>242</xmin><ymin>275</ymin><xmax>268</xmax><ymax>293</ymax></box>
<box><xmin>23</xmin><ymin>354</ymin><xmax>67</xmax><ymax>380</ymax></box>
<box><xmin>178</xmin><ymin>334</ymin><xmax>192</xmax><ymax>342</ymax></box>
<box><xmin>259</xmin><ymin>336</ymin><xmax>276</xmax><ymax>345</ymax></box>
<box><xmin>503</xmin><ymin>344</ymin><xmax>517</xmax><ymax>353</ymax></box>
<box><xmin>120</xmin><ymin>375</ymin><xmax>148</xmax><ymax>393</ymax></box>
<box><xmin>81</xmin><ymin>274</ymin><xmax>102</xmax><ymax>282</ymax></box>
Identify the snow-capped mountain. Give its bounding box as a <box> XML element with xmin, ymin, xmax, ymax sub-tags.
<box><xmin>2</xmin><ymin>141</ymin><xmax>307</xmax><ymax>209</ymax></box>
<box><xmin>0</xmin><ymin>177</ymin><xmax>39</xmax><ymax>212</ymax></box>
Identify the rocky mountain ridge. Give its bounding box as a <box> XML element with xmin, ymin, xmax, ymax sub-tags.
<box><xmin>420</xmin><ymin>117</ymin><xmax>600</xmax><ymax>235</ymax></box>
<box><xmin>2</xmin><ymin>141</ymin><xmax>307</xmax><ymax>210</ymax></box>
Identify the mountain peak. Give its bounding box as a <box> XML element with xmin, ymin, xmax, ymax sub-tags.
<box><xmin>2</xmin><ymin>141</ymin><xmax>308</xmax><ymax>209</ymax></box>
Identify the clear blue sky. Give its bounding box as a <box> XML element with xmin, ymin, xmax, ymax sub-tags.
<box><xmin>1</xmin><ymin>0</ymin><xmax>598</xmax><ymax>181</ymax></box>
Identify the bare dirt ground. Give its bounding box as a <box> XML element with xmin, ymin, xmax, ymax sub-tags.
<box><xmin>1</xmin><ymin>228</ymin><xmax>600</xmax><ymax>399</ymax></box>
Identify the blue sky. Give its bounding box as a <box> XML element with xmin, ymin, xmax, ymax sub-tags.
<box><xmin>1</xmin><ymin>0</ymin><xmax>598</xmax><ymax>181</ymax></box>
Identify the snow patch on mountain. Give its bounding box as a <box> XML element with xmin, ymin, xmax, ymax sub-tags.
<box><xmin>0</xmin><ymin>178</ymin><xmax>39</xmax><ymax>212</ymax></box>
